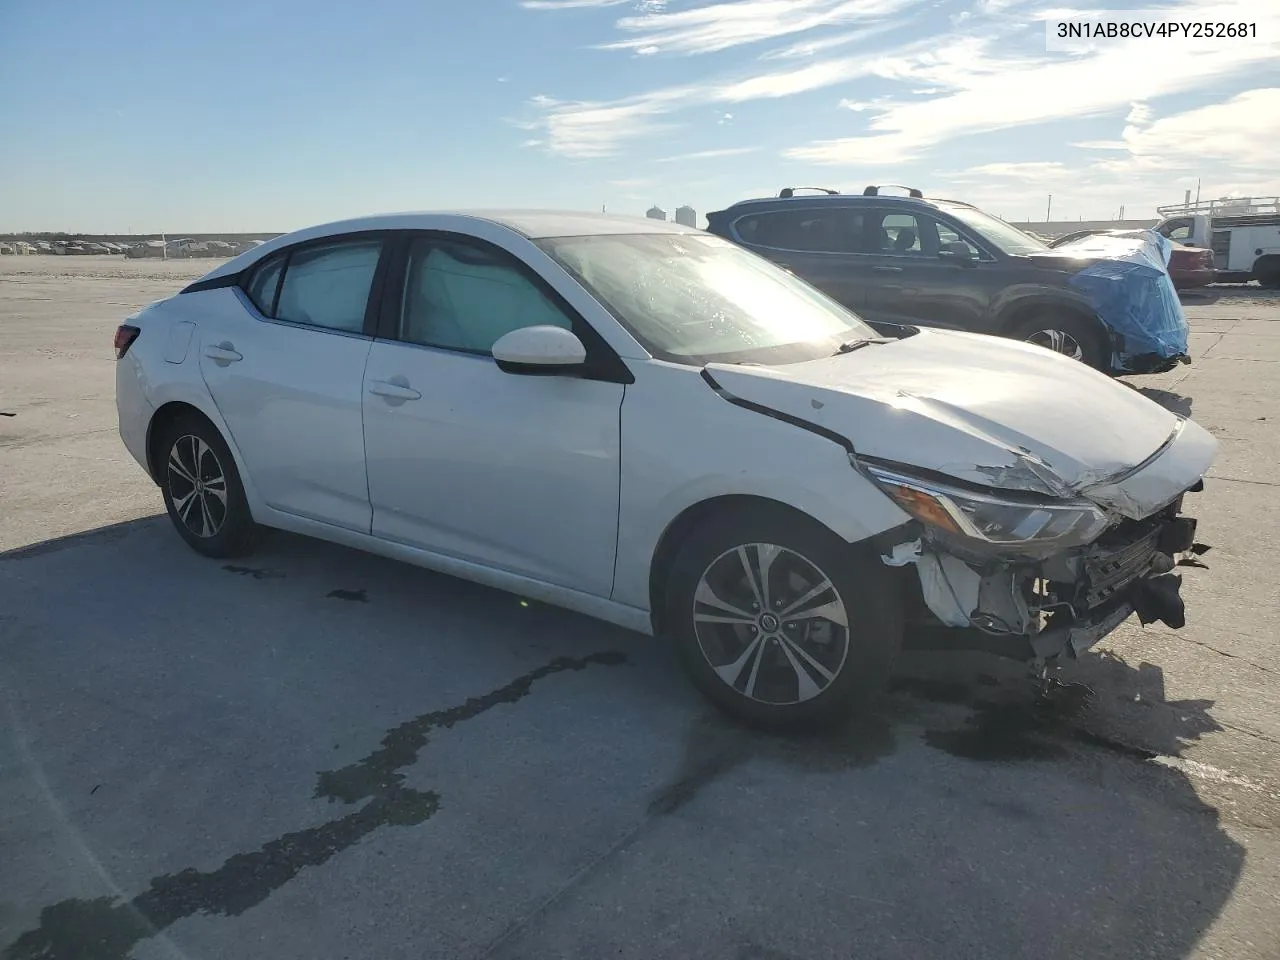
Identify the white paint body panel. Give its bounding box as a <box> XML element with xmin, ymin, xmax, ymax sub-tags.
<box><xmin>610</xmin><ymin>361</ymin><xmax>910</xmax><ymax>610</ymax></box>
<box><xmin>193</xmin><ymin>289</ymin><xmax>374</xmax><ymax>532</ymax></box>
<box><xmin>707</xmin><ymin>328</ymin><xmax>1186</xmax><ymax>500</ymax></box>
<box><xmin>362</xmin><ymin>340</ymin><xmax>623</xmax><ymax>595</ymax></box>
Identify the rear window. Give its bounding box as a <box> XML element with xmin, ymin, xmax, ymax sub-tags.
<box><xmin>244</xmin><ymin>256</ymin><xmax>283</xmax><ymax>315</ymax></box>
<box><xmin>733</xmin><ymin>209</ymin><xmax>863</xmax><ymax>253</ymax></box>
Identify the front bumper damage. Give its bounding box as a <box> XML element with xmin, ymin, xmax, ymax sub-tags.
<box><xmin>888</xmin><ymin>493</ymin><xmax>1202</xmax><ymax>662</ymax></box>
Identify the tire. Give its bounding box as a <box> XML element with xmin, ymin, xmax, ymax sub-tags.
<box><xmin>662</xmin><ymin>506</ymin><xmax>902</xmax><ymax>732</ymax></box>
<box><xmin>1254</xmin><ymin>257</ymin><xmax>1280</xmax><ymax>289</ymax></box>
<box><xmin>158</xmin><ymin>413</ymin><xmax>262</xmax><ymax>558</ymax></box>
<box><xmin>1008</xmin><ymin>311</ymin><xmax>1108</xmax><ymax>371</ymax></box>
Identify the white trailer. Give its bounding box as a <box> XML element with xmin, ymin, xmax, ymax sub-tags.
<box><xmin>1155</xmin><ymin>196</ymin><xmax>1280</xmax><ymax>287</ymax></box>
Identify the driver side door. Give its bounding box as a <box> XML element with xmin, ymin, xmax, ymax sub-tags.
<box><xmin>361</xmin><ymin>232</ymin><xmax>627</xmax><ymax>596</ymax></box>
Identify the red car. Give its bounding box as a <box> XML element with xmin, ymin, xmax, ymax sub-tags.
<box><xmin>1050</xmin><ymin>229</ymin><xmax>1217</xmax><ymax>288</ymax></box>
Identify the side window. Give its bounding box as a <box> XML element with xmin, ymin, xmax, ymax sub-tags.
<box><xmin>244</xmin><ymin>255</ymin><xmax>284</xmax><ymax>316</ymax></box>
<box><xmin>933</xmin><ymin>220</ymin><xmax>983</xmax><ymax>260</ymax></box>
<box><xmin>1166</xmin><ymin>222</ymin><xmax>1192</xmax><ymax>241</ymax></box>
<box><xmin>877</xmin><ymin>213</ymin><xmax>925</xmax><ymax>255</ymax></box>
<box><xmin>400</xmin><ymin>237</ymin><xmax>572</xmax><ymax>354</ymax></box>
<box><xmin>733</xmin><ymin>210</ymin><xmax>865</xmax><ymax>253</ymax></box>
<box><xmin>275</xmin><ymin>240</ymin><xmax>382</xmax><ymax>333</ymax></box>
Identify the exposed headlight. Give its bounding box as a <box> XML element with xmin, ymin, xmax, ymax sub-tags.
<box><xmin>864</xmin><ymin>465</ymin><xmax>1108</xmax><ymax>551</ymax></box>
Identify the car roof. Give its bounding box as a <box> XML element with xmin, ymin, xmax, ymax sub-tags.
<box><xmin>195</xmin><ymin>209</ymin><xmax>699</xmax><ymax>284</ymax></box>
<box><xmin>718</xmin><ymin>194</ymin><xmax>974</xmax><ymax>215</ymax></box>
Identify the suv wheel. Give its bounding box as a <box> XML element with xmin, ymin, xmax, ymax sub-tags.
<box><xmin>1010</xmin><ymin>312</ymin><xmax>1108</xmax><ymax>370</ymax></box>
<box><xmin>663</xmin><ymin>507</ymin><xmax>901</xmax><ymax>732</ymax></box>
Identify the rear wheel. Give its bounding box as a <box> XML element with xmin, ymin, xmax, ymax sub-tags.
<box><xmin>1009</xmin><ymin>311</ymin><xmax>1108</xmax><ymax>370</ymax></box>
<box><xmin>159</xmin><ymin>414</ymin><xmax>262</xmax><ymax>558</ymax></box>
<box><xmin>662</xmin><ymin>508</ymin><xmax>901</xmax><ymax>732</ymax></box>
<box><xmin>1254</xmin><ymin>256</ymin><xmax>1280</xmax><ymax>290</ymax></box>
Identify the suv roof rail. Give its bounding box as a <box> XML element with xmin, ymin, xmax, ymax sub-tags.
<box><xmin>863</xmin><ymin>184</ymin><xmax>924</xmax><ymax>199</ymax></box>
<box><xmin>779</xmin><ymin>186</ymin><xmax>839</xmax><ymax>198</ymax></box>
<box><xmin>926</xmin><ymin>196</ymin><xmax>977</xmax><ymax>208</ymax></box>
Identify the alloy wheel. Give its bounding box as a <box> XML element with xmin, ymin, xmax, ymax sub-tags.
<box><xmin>167</xmin><ymin>434</ymin><xmax>229</xmax><ymax>538</ymax></box>
<box><xmin>1023</xmin><ymin>328</ymin><xmax>1085</xmax><ymax>361</ymax></box>
<box><xmin>691</xmin><ymin>543</ymin><xmax>851</xmax><ymax>705</ymax></box>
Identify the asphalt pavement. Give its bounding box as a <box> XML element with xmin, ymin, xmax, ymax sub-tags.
<box><xmin>2</xmin><ymin>257</ymin><xmax>1278</xmax><ymax>960</ymax></box>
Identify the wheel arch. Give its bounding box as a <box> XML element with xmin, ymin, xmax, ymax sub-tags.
<box><xmin>996</xmin><ymin>296</ymin><xmax>1104</xmax><ymax>338</ymax></box>
<box><xmin>646</xmin><ymin>494</ymin><xmax>881</xmax><ymax>635</ymax></box>
<box><xmin>1253</xmin><ymin>253</ymin><xmax>1280</xmax><ymax>287</ymax></box>
<box><xmin>147</xmin><ymin>402</ymin><xmax>208</xmax><ymax>481</ymax></box>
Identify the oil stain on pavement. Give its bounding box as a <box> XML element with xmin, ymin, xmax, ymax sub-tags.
<box><xmin>2</xmin><ymin>651</ymin><xmax>628</xmax><ymax>960</ymax></box>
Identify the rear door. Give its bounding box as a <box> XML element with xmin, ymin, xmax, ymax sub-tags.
<box><xmin>728</xmin><ymin>207</ymin><xmax>868</xmax><ymax>312</ymax></box>
<box><xmin>197</xmin><ymin>234</ymin><xmax>387</xmax><ymax>532</ymax></box>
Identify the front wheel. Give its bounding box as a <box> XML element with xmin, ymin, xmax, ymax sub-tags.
<box><xmin>662</xmin><ymin>508</ymin><xmax>902</xmax><ymax>732</ymax></box>
<box><xmin>159</xmin><ymin>414</ymin><xmax>262</xmax><ymax>558</ymax></box>
<box><xmin>1009</xmin><ymin>312</ymin><xmax>1109</xmax><ymax>371</ymax></box>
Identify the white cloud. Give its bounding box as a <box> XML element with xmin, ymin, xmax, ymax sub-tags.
<box><xmin>1120</xmin><ymin>88</ymin><xmax>1280</xmax><ymax>172</ymax></box>
<box><xmin>785</xmin><ymin>3</ymin><xmax>1280</xmax><ymax>165</ymax></box>
<box><xmin>656</xmin><ymin>146</ymin><xmax>760</xmax><ymax>161</ymax></box>
<box><xmin>959</xmin><ymin>161</ymin><xmax>1068</xmax><ymax>179</ymax></box>
<box><xmin>932</xmin><ymin>90</ymin><xmax>1280</xmax><ymax>220</ymax></box>
<box><xmin>1071</xmin><ymin>140</ymin><xmax>1127</xmax><ymax>150</ymax></box>
<box><xmin>518</xmin><ymin>49</ymin><xmax>892</xmax><ymax>156</ymax></box>
<box><xmin>597</xmin><ymin>0</ymin><xmax>922</xmax><ymax>56</ymax></box>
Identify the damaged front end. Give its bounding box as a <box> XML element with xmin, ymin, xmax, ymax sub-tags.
<box><xmin>861</xmin><ymin>455</ymin><xmax>1207</xmax><ymax>664</ymax></box>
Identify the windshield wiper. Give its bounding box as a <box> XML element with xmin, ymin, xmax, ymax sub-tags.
<box><xmin>834</xmin><ymin>336</ymin><xmax>893</xmax><ymax>355</ymax></box>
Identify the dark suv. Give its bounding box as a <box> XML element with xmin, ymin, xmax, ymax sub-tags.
<box><xmin>706</xmin><ymin>186</ymin><xmax>1189</xmax><ymax>374</ymax></box>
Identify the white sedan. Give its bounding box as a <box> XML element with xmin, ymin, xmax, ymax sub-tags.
<box><xmin>115</xmin><ymin>211</ymin><xmax>1216</xmax><ymax>729</ymax></box>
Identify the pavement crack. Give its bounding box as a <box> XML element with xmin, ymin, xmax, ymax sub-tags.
<box><xmin>1172</xmin><ymin>635</ymin><xmax>1274</xmax><ymax>673</ymax></box>
<box><xmin>1204</xmin><ymin>474</ymin><xmax>1280</xmax><ymax>488</ymax></box>
<box><xmin>1218</xmin><ymin>720</ymin><xmax>1280</xmax><ymax>747</ymax></box>
<box><xmin>3</xmin><ymin>652</ymin><xmax>628</xmax><ymax>960</ymax></box>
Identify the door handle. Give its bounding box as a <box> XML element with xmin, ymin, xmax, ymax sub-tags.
<box><xmin>872</xmin><ymin>265</ymin><xmax>904</xmax><ymax>273</ymax></box>
<box><xmin>204</xmin><ymin>342</ymin><xmax>242</xmax><ymax>364</ymax></box>
<box><xmin>368</xmin><ymin>378</ymin><xmax>422</xmax><ymax>402</ymax></box>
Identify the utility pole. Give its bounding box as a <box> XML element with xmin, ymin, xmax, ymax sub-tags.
<box><xmin>1195</xmin><ymin>178</ymin><xmax>1201</xmax><ymax>206</ymax></box>
<box><xmin>1045</xmin><ymin>195</ymin><xmax>1052</xmax><ymax>221</ymax></box>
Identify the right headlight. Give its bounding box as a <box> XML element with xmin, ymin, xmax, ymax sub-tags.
<box><xmin>864</xmin><ymin>465</ymin><xmax>1109</xmax><ymax>552</ymax></box>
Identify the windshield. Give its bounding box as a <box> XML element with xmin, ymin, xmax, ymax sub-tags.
<box><xmin>934</xmin><ymin>203</ymin><xmax>1048</xmax><ymax>256</ymax></box>
<box><xmin>535</xmin><ymin>232</ymin><xmax>878</xmax><ymax>365</ymax></box>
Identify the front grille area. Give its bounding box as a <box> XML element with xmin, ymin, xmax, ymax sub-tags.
<box><xmin>1081</xmin><ymin>525</ymin><xmax>1162</xmax><ymax>609</ymax></box>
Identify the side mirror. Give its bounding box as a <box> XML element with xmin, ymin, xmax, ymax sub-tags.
<box><xmin>939</xmin><ymin>241</ymin><xmax>977</xmax><ymax>266</ymax></box>
<box><xmin>491</xmin><ymin>325</ymin><xmax>587</xmax><ymax>376</ymax></box>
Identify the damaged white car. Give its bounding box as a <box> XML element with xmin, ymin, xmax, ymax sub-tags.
<box><xmin>114</xmin><ymin>212</ymin><xmax>1216</xmax><ymax>730</ymax></box>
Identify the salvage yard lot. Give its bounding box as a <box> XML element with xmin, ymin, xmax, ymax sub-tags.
<box><xmin>2</xmin><ymin>256</ymin><xmax>1279</xmax><ymax>960</ymax></box>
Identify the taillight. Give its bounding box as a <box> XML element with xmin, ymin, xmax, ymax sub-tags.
<box><xmin>114</xmin><ymin>324</ymin><xmax>140</xmax><ymax>359</ymax></box>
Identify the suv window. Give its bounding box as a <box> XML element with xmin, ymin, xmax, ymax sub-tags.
<box><xmin>400</xmin><ymin>237</ymin><xmax>572</xmax><ymax>354</ymax></box>
<box><xmin>934</xmin><ymin>220</ymin><xmax>984</xmax><ymax>260</ymax></box>
<box><xmin>733</xmin><ymin>209</ymin><xmax>864</xmax><ymax>253</ymax></box>
<box><xmin>274</xmin><ymin>240</ymin><xmax>382</xmax><ymax>332</ymax></box>
<box><xmin>871</xmin><ymin>213</ymin><xmax>926</xmax><ymax>255</ymax></box>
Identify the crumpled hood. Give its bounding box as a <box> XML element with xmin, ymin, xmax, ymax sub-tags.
<box><xmin>705</xmin><ymin>328</ymin><xmax>1215</xmax><ymax>517</ymax></box>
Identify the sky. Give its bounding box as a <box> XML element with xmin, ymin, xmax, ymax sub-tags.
<box><xmin>1</xmin><ymin>0</ymin><xmax>1277</xmax><ymax>232</ymax></box>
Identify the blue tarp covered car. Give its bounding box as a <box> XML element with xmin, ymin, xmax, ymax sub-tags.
<box><xmin>1039</xmin><ymin>230</ymin><xmax>1191</xmax><ymax>374</ymax></box>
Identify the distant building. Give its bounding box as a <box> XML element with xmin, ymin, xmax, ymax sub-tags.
<box><xmin>646</xmin><ymin>205</ymin><xmax>667</xmax><ymax>221</ymax></box>
<box><xmin>674</xmin><ymin>205</ymin><xmax>697</xmax><ymax>228</ymax></box>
